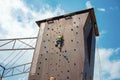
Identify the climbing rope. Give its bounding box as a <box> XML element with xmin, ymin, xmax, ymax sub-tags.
<box><xmin>96</xmin><ymin>42</ymin><xmax>102</xmax><ymax>80</ymax></box>
<box><xmin>61</xmin><ymin>18</ymin><xmax>71</xmax><ymax>78</ymax></box>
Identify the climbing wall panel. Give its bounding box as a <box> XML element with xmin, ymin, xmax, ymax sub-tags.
<box><xmin>29</xmin><ymin>8</ymin><xmax>99</xmax><ymax>80</ymax></box>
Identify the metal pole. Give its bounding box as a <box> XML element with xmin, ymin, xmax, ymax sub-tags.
<box><xmin>0</xmin><ymin>48</ymin><xmax>35</xmax><ymax>51</ymax></box>
<box><xmin>0</xmin><ymin>65</ymin><xmax>5</xmax><ymax>80</ymax></box>
<box><xmin>0</xmin><ymin>37</ymin><xmax>37</xmax><ymax>41</ymax></box>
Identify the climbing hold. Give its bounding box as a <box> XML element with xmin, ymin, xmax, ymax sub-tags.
<box><xmin>63</xmin><ymin>55</ymin><xmax>68</xmax><ymax>60</ymax></box>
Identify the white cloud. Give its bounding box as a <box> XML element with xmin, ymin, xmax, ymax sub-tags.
<box><xmin>94</xmin><ymin>48</ymin><xmax>120</xmax><ymax>80</ymax></box>
<box><xmin>85</xmin><ymin>1</ymin><xmax>93</xmax><ymax>9</ymax></box>
<box><xmin>85</xmin><ymin>1</ymin><xmax>106</xmax><ymax>12</ymax></box>
<box><xmin>0</xmin><ymin>0</ymin><xmax>64</xmax><ymax>63</ymax></box>
<box><xmin>97</xmin><ymin>8</ymin><xmax>106</xmax><ymax>12</ymax></box>
<box><xmin>0</xmin><ymin>0</ymin><xmax>64</xmax><ymax>39</ymax></box>
<box><xmin>0</xmin><ymin>0</ymin><xmax>64</xmax><ymax>79</ymax></box>
<box><xmin>1</xmin><ymin>0</ymin><xmax>120</xmax><ymax>80</ymax></box>
<box><xmin>109</xmin><ymin>61</ymin><xmax>120</xmax><ymax>79</ymax></box>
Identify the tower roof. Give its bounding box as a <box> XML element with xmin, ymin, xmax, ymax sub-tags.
<box><xmin>36</xmin><ymin>8</ymin><xmax>99</xmax><ymax>36</ymax></box>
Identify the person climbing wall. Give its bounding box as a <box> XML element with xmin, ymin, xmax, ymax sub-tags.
<box><xmin>55</xmin><ymin>35</ymin><xmax>64</xmax><ymax>52</ymax></box>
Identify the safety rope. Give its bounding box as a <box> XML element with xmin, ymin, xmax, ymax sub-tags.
<box><xmin>60</xmin><ymin>18</ymin><xmax>74</xmax><ymax>79</ymax></box>
<box><xmin>61</xmin><ymin>18</ymin><xmax>71</xmax><ymax>79</ymax></box>
<box><xmin>56</xmin><ymin>20</ymin><xmax>61</xmax><ymax>76</ymax></box>
<box><xmin>96</xmin><ymin>42</ymin><xmax>102</xmax><ymax>80</ymax></box>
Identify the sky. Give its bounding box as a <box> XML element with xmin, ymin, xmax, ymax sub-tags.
<box><xmin>0</xmin><ymin>0</ymin><xmax>120</xmax><ymax>80</ymax></box>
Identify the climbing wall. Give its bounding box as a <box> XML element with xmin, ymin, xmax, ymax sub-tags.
<box><xmin>29</xmin><ymin>8</ymin><xmax>99</xmax><ymax>80</ymax></box>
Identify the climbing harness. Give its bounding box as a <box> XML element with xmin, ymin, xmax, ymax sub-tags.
<box><xmin>56</xmin><ymin>36</ymin><xmax>64</xmax><ymax>52</ymax></box>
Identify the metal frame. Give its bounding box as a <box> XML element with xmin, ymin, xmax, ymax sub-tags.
<box><xmin>0</xmin><ymin>37</ymin><xmax>37</xmax><ymax>51</ymax></box>
<box><xmin>0</xmin><ymin>37</ymin><xmax>37</xmax><ymax>79</ymax></box>
<box><xmin>0</xmin><ymin>65</ymin><xmax>5</xmax><ymax>80</ymax></box>
<box><xmin>3</xmin><ymin>62</ymin><xmax>31</xmax><ymax>78</ymax></box>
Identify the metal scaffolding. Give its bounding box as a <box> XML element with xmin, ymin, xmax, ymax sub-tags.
<box><xmin>0</xmin><ymin>37</ymin><xmax>37</xmax><ymax>79</ymax></box>
<box><xmin>3</xmin><ymin>62</ymin><xmax>31</xmax><ymax>78</ymax></box>
<box><xmin>0</xmin><ymin>37</ymin><xmax>37</xmax><ymax>51</ymax></box>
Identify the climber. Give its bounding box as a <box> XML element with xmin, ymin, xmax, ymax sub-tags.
<box><xmin>55</xmin><ymin>35</ymin><xmax>64</xmax><ymax>51</ymax></box>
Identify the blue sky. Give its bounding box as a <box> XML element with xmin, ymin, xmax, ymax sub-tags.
<box><xmin>0</xmin><ymin>0</ymin><xmax>120</xmax><ymax>80</ymax></box>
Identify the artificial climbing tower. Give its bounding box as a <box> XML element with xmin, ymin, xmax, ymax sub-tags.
<box><xmin>29</xmin><ymin>8</ymin><xmax>99</xmax><ymax>80</ymax></box>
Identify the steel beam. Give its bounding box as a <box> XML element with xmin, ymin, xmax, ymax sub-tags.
<box><xmin>0</xmin><ymin>37</ymin><xmax>37</xmax><ymax>41</ymax></box>
<box><xmin>3</xmin><ymin>62</ymin><xmax>31</xmax><ymax>78</ymax></box>
<box><xmin>0</xmin><ymin>48</ymin><xmax>35</xmax><ymax>51</ymax></box>
<box><xmin>0</xmin><ymin>65</ymin><xmax>5</xmax><ymax>80</ymax></box>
